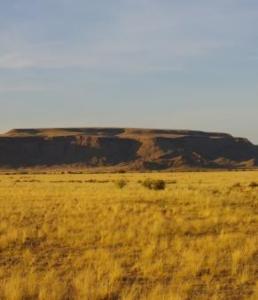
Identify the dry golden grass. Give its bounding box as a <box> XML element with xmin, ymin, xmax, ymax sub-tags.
<box><xmin>0</xmin><ymin>171</ymin><xmax>257</xmax><ymax>299</ymax></box>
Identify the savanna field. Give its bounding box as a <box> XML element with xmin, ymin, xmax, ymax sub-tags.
<box><xmin>0</xmin><ymin>171</ymin><xmax>257</xmax><ymax>300</ymax></box>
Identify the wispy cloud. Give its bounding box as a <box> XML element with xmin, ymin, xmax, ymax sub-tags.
<box><xmin>0</xmin><ymin>40</ymin><xmax>223</xmax><ymax>72</ymax></box>
<box><xmin>1</xmin><ymin>0</ymin><xmax>249</xmax><ymax>72</ymax></box>
<box><xmin>0</xmin><ymin>53</ymin><xmax>36</xmax><ymax>69</ymax></box>
<box><xmin>0</xmin><ymin>82</ymin><xmax>52</xmax><ymax>92</ymax></box>
<box><xmin>0</xmin><ymin>1</ymin><xmax>257</xmax><ymax>142</ymax></box>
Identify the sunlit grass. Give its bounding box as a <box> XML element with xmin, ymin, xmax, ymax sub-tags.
<box><xmin>0</xmin><ymin>171</ymin><xmax>257</xmax><ymax>299</ymax></box>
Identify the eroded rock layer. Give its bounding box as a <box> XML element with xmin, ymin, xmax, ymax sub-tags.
<box><xmin>0</xmin><ymin>128</ymin><xmax>257</xmax><ymax>169</ymax></box>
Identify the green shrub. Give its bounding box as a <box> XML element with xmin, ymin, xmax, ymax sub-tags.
<box><xmin>142</xmin><ymin>179</ymin><xmax>166</xmax><ymax>190</ymax></box>
<box><xmin>115</xmin><ymin>179</ymin><xmax>127</xmax><ymax>189</ymax></box>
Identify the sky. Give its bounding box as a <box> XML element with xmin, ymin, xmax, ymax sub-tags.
<box><xmin>0</xmin><ymin>0</ymin><xmax>257</xmax><ymax>143</ymax></box>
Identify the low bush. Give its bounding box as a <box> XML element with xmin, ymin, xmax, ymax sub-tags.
<box><xmin>231</xmin><ymin>182</ymin><xmax>241</xmax><ymax>189</ymax></box>
<box><xmin>142</xmin><ymin>179</ymin><xmax>166</xmax><ymax>190</ymax></box>
<box><xmin>117</xmin><ymin>170</ymin><xmax>126</xmax><ymax>174</ymax></box>
<box><xmin>249</xmin><ymin>182</ymin><xmax>258</xmax><ymax>188</ymax></box>
<box><xmin>115</xmin><ymin>179</ymin><xmax>127</xmax><ymax>189</ymax></box>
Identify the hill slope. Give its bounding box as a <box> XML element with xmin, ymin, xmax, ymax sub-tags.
<box><xmin>0</xmin><ymin>128</ymin><xmax>257</xmax><ymax>169</ymax></box>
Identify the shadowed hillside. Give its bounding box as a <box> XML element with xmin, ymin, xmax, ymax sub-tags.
<box><xmin>0</xmin><ymin>128</ymin><xmax>257</xmax><ymax>169</ymax></box>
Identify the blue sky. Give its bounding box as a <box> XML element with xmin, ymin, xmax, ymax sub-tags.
<box><xmin>0</xmin><ymin>0</ymin><xmax>257</xmax><ymax>142</ymax></box>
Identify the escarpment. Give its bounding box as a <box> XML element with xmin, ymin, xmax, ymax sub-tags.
<box><xmin>0</xmin><ymin>128</ymin><xmax>257</xmax><ymax>170</ymax></box>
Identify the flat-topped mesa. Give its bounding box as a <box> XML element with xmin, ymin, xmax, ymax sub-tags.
<box><xmin>5</xmin><ymin>127</ymin><xmax>232</xmax><ymax>138</ymax></box>
<box><xmin>5</xmin><ymin>128</ymin><xmax>125</xmax><ymax>137</ymax></box>
<box><xmin>0</xmin><ymin>127</ymin><xmax>257</xmax><ymax>169</ymax></box>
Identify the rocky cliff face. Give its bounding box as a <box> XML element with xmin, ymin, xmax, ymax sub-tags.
<box><xmin>0</xmin><ymin>128</ymin><xmax>257</xmax><ymax>169</ymax></box>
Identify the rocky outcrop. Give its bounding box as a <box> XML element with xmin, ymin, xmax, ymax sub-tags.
<box><xmin>0</xmin><ymin>128</ymin><xmax>257</xmax><ymax>170</ymax></box>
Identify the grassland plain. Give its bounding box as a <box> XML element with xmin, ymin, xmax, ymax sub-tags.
<box><xmin>0</xmin><ymin>171</ymin><xmax>257</xmax><ymax>300</ymax></box>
